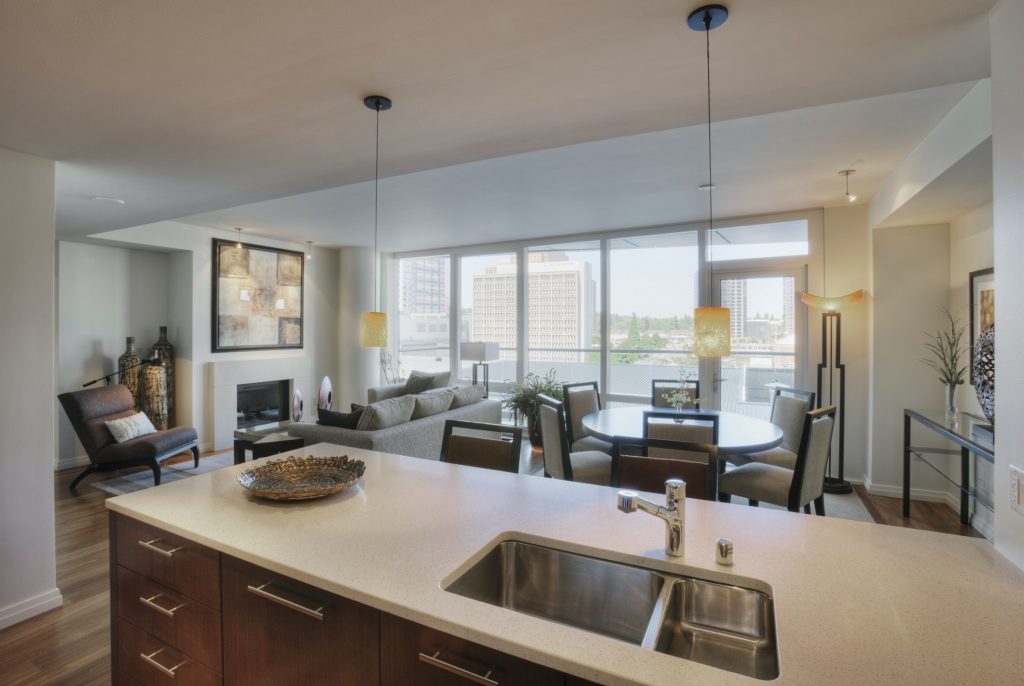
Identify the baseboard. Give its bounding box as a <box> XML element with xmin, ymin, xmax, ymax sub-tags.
<box><xmin>864</xmin><ymin>479</ymin><xmax>953</xmax><ymax>504</ymax></box>
<box><xmin>0</xmin><ymin>587</ymin><xmax>63</xmax><ymax>631</ymax></box>
<box><xmin>55</xmin><ymin>453</ymin><xmax>90</xmax><ymax>471</ymax></box>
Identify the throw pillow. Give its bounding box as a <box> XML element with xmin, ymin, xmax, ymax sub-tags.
<box><xmin>105</xmin><ymin>412</ymin><xmax>157</xmax><ymax>443</ymax></box>
<box><xmin>355</xmin><ymin>395</ymin><xmax>416</xmax><ymax>431</ymax></box>
<box><xmin>450</xmin><ymin>384</ymin><xmax>486</xmax><ymax>409</ymax></box>
<box><xmin>318</xmin><ymin>407</ymin><xmax>363</xmax><ymax>429</ymax></box>
<box><xmin>402</xmin><ymin>370</ymin><xmax>452</xmax><ymax>395</ymax></box>
<box><xmin>412</xmin><ymin>389</ymin><xmax>455</xmax><ymax>420</ymax></box>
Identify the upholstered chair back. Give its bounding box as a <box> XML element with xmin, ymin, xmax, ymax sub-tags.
<box><xmin>539</xmin><ymin>401</ymin><xmax>569</xmax><ymax>480</ymax></box>
<box><xmin>793</xmin><ymin>410</ymin><xmax>836</xmax><ymax>507</ymax></box>
<box><xmin>563</xmin><ymin>383</ymin><xmax>599</xmax><ymax>444</ymax></box>
<box><xmin>57</xmin><ymin>384</ymin><xmax>136</xmax><ymax>460</ymax></box>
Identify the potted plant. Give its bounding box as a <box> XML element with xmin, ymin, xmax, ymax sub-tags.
<box><xmin>503</xmin><ymin>369</ymin><xmax>562</xmax><ymax>447</ymax></box>
<box><xmin>922</xmin><ymin>310</ymin><xmax>967</xmax><ymax>420</ymax></box>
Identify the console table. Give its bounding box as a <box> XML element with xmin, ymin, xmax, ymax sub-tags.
<box><xmin>902</xmin><ymin>409</ymin><xmax>993</xmax><ymax>525</ymax></box>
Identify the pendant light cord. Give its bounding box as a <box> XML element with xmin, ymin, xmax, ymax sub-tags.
<box><xmin>704</xmin><ymin>12</ymin><xmax>715</xmax><ymax>300</ymax></box>
<box><xmin>373</xmin><ymin>105</ymin><xmax>381</xmax><ymax>312</ymax></box>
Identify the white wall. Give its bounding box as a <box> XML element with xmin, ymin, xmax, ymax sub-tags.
<box><xmin>868</xmin><ymin>224</ymin><xmax>953</xmax><ymax>498</ymax></box>
<box><xmin>0</xmin><ymin>146</ymin><xmax>61</xmax><ymax>629</ymax></box>
<box><xmin>55</xmin><ymin>241</ymin><xmax>172</xmax><ymax>468</ymax></box>
<box><xmin>338</xmin><ymin>247</ymin><xmax>378</xmax><ymax>410</ymax></box>
<box><xmin>990</xmin><ymin>0</ymin><xmax>1024</xmax><ymax>570</ymax></box>
<box><xmin>83</xmin><ymin>221</ymin><xmax>340</xmax><ymax>450</ymax></box>
<box><xmin>949</xmin><ymin>202</ymin><xmax>993</xmax><ymax>418</ymax></box>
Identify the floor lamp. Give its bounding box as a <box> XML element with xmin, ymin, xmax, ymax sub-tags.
<box><xmin>800</xmin><ymin>290</ymin><xmax>864</xmax><ymax>494</ymax></box>
<box><xmin>460</xmin><ymin>342</ymin><xmax>499</xmax><ymax>398</ymax></box>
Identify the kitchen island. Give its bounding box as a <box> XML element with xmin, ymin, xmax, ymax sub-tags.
<box><xmin>106</xmin><ymin>442</ymin><xmax>1024</xmax><ymax>685</ymax></box>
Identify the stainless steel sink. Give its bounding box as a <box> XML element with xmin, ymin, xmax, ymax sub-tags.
<box><xmin>445</xmin><ymin>540</ymin><xmax>779</xmax><ymax>680</ymax></box>
<box><xmin>445</xmin><ymin>540</ymin><xmax>664</xmax><ymax>644</ymax></box>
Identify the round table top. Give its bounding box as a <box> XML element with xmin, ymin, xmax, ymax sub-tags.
<box><xmin>581</xmin><ymin>406</ymin><xmax>783</xmax><ymax>455</ymax></box>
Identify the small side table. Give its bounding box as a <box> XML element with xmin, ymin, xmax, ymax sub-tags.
<box><xmin>234</xmin><ymin>429</ymin><xmax>304</xmax><ymax>464</ymax></box>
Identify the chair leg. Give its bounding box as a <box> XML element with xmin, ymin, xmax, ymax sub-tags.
<box><xmin>150</xmin><ymin>461</ymin><xmax>161</xmax><ymax>486</ymax></box>
<box><xmin>814</xmin><ymin>495</ymin><xmax>826</xmax><ymax>516</ymax></box>
<box><xmin>191</xmin><ymin>445</ymin><xmax>200</xmax><ymax>468</ymax></box>
<box><xmin>747</xmin><ymin>499</ymin><xmax>759</xmax><ymax>507</ymax></box>
<box><xmin>803</xmin><ymin>503</ymin><xmax>812</xmax><ymax>514</ymax></box>
<box><xmin>68</xmin><ymin>465</ymin><xmax>98</xmax><ymax>491</ymax></box>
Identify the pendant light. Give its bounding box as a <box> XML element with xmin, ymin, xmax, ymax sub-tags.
<box><xmin>235</xmin><ymin>227</ymin><xmax>243</xmax><ymax>249</ymax></box>
<box><xmin>305</xmin><ymin>240</ymin><xmax>313</xmax><ymax>260</ymax></box>
<box><xmin>690</xmin><ymin>5</ymin><xmax>731</xmax><ymax>359</ymax></box>
<box><xmin>360</xmin><ymin>95</ymin><xmax>392</xmax><ymax>348</ymax></box>
<box><xmin>840</xmin><ymin>169</ymin><xmax>857</xmax><ymax>203</ymax></box>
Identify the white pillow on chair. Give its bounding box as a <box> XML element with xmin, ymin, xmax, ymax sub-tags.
<box><xmin>105</xmin><ymin>412</ymin><xmax>157</xmax><ymax>443</ymax></box>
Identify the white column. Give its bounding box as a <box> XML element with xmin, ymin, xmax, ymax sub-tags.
<box><xmin>338</xmin><ymin>247</ymin><xmax>379</xmax><ymax>409</ymax></box>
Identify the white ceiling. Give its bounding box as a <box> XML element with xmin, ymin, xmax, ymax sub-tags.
<box><xmin>0</xmin><ymin>0</ymin><xmax>994</xmax><ymax>239</ymax></box>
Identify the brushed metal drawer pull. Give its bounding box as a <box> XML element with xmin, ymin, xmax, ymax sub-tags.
<box><xmin>138</xmin><ymin>538</ymin><xmax>183</xmax><ymax>558</ymax></box>
<box><xmin>139</xmin><ymin>593</ymin><xmax>186</xmax><ymax>617</ymax></box>
<box><xmin>140</xmin><ymin>648</ymin><xmax>186</xmax><ymax>677</ymax></box>
<box><xmin>247</xmin><ymin>582</ymin><xmax>328</xmax><ymax>620</ymax></box>
<box><xmin>419</xmin><ymin>650</ymin><xmax>499</xmax><ymax>686</ymax></box>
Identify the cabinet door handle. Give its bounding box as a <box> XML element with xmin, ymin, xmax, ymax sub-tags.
<box><xmin>418</xmin><ymin>650</ymin><xmax>499</xmax><ymax>686</ymax></box>
<box><xmin>140</xmin><ymin>648</ymin><xmax>186</xmax><ymax>677</ymax></box>
<box><xmin>139</xmin><ymin>593</ymin><xmax>185</xmax><ymax>618</ymax></box>
<box><xmin>138</xmin><ymin>538</ymin><xmax>183</xmax><ymax>558</ymax></box>
<box><xmin>247</xmin><ymin>582</ymin><xmax>328</xmax><ymax>620</ymax></box>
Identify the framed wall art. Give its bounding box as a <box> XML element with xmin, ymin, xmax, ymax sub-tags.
<box><xmin>212</xmin><ymin>238</ymin><xmax>304</xmax><ymax>352</ymax></box>
<box><xmin>968</xmin><ymin>267</ymin><xmax>994</xmax><ymax>384</ymax></box>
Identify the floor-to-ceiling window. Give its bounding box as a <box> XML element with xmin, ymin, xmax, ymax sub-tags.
<box><xmin>459</xmin><ymin>252</ymin><xmax>518</xmax><ymax>385</ymax></box>
<box><xmin>396</xmin><ymin>255</ymin><xmax>451</xmax><ymax>376</ymax></box>
<box><xmin>526</xmin><ymin>241</ymin><xmax>601</xmax><ymax>383</ymax></box>
<box><xmin>607</xmin><ymin>231</ymin><xmax>699</xmax><ymax>401</ymax></box>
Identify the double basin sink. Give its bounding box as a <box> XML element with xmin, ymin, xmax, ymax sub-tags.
<box><xmin>445</xmin><ymin>540</ymin><xmax>779</xmax><ymax>680</ymax></box>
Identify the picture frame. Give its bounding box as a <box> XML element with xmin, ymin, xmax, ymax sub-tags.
<box><xmin>968</xmin><ymin>267</ymin><xmax>994</xmax><ymax>385</ymax></box>
<box><xmin>212</xmin><ymin>238</ymin><xmax>305</xmax><ymax>352</ymax></box>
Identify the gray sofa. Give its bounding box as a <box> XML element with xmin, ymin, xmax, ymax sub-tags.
<box><xmin>288</xmin><ymin>383</ymin><xmax>501</xmax><ymax>460</ymax></box>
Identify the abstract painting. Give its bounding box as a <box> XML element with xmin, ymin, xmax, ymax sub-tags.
<box><xmin>213</xmin><ymin>239</ymin><xmax>304</xmax><ymax>351</ymax></box>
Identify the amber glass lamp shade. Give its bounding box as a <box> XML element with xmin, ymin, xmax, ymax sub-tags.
<box><xmin>799</xmin><ymin>289</ymin><xmax>865</xmax><ymax>312</ymax></box>
<box><xmin>693</xmin><ymin>307</ymin><xmax>731</xmax><ymax>357</ymax></box>
<box><xmin>360</xmin><ymin>311</ymin><xmax>388</xmax><ymax>348</ymax></box>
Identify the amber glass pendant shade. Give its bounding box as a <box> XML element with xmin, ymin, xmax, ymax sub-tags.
<box><xmin>693</xmin><ymin>306</ymin><xmax>731</xmax><ymax>357</ymax></box>
<box><xmin>799</xmin><ymin>289</ymin><xmax>865</xmax><ymax>312</ymax></box>
<box><xmin>360</xmin><ymin>311</ymin><xmax>388</xmax><ymax>348</ymax></box>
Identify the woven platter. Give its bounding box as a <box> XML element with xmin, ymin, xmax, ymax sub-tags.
<box><xmin>237</xmin><ymin>455</ymin><xmax>365</xmax><ymax>501</ymax></box>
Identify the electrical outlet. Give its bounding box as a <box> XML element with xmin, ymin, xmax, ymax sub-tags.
<box><xmin>1011</xmin><ymin>465</ymin><xmax>1024</xmax><ymax>516</ymax></box>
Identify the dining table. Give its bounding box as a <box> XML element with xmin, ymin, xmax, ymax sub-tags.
<box><xmin>580</xmin><ymin>406</ymin><xmax>783</xmax><ymax>456</ymax></box>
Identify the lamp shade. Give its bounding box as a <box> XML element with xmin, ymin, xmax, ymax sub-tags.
<box><xmin>799</xmin><ymin>289</ymin><xmax>864</xmax><ymax>312</ymax></box>
<box><xmin>360</xmin><ymin>311</ymin><xmax>388</xmax><ymax>348</ymax></box>
<box><xmin>693</xmin><ymin>307</ymin><xmax>731</xmax><ymax>358</ymax></box>
<box><xmin>460</xmin><ymin>341</ymin><xmax>500</xmax><ymax>362</ymax></box>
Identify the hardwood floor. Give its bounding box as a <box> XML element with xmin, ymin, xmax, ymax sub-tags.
<box><xmin>0</xmin><ymin>452</ymin><xmax>979</xmax><ymax>685</ymax></box>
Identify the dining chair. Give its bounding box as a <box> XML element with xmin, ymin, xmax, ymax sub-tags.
<box><xmin>538</xmin><ymin>393</ymin><xmax>612</xmax><ymax>486</ymax></box>
<box><xmin>732</xmin><ymin>387</ymin><xmax>816</xmax><ymax>468</ymax></box>
<box><xmin>651</xmin><ymin>378</ymin><xmax>701</xmax><ymax>409</ymax></box>
<box><xmin>439</xmin><ymin>420</ymin><xmax>522</xmax><ymax>473</ymax></box>
<box><xmin>718</xmin><ymin>406</ymin><xmax>836</xmax><ymax>514</ymax></box>
<box><xmin>612</xmin><ymin>437</ymin><xmax>718</xmax><ymax>500</ymax></box>
<box><xmin>562</xmin><ymin>381</ymin><xmax>614</xmax><ymax>453</ymax></box>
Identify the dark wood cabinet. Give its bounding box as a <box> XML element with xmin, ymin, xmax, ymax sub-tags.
<box><xmin>221</xmin><ymin>555</ymin><xmax>380</xmax><ymax>686</ymax></box>
<box><xmin>110</xmin><ymin>513</ymin><xmax>604</xmax><ymax>685</ymax></box>
<box><xmin>380</xmin><ymin>613</ymin><xmax>564</xmax><ymax>686</ymax></box>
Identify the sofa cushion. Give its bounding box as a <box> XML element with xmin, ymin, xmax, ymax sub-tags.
<box><xmin>318</xmin><ymin>406</ymin><xmax>364</xmax><ymax>429</ymax></box>
<box><xmin>412</xmin><ymin>390</ymin><xmax>455</xmax><ymax>420</ymax></box>
<box><xmin>96</xmin><ymin>426</ymin><xmax>198</xmax><ymax>464</ymax></box>
<box><xmin>402</xmin><ymin>370</ymin><xmax>452</xmax><ymax>395</ymax></box>
<box><xmin>105</xmin><ymin>411</ymin><xmax>157</xmax><ymax>443</ymax></box>
<box><xmin>451</xmin><ymin>384</ymin><xmax>486</xmax><ymax>408</ymax></box>
<box><xmin>356</xmin><ymin>395</ymin><xmax>416</xmax><ymax>431</ymax></box>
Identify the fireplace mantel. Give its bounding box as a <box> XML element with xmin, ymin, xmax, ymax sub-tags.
<box><xmin>210</xmin><ymin>357</ymin><xmax>312</xmax><ymax>450</ymax></box>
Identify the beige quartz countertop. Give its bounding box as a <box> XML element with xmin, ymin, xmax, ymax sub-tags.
<box><xmin>106</xmin><ymin>443</ymin><xmax>1024</xmax><ymax>685</ymax></box>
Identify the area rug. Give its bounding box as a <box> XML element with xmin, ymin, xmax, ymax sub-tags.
<box><xmin>90</xmin><ymin>452</ymin><xmax>236</xmax><ymax>496</ymax></box>
<box><xmin>757</xmin><ymin>490</ymin><xmax>874</xmax><ymax>523</ymax></box>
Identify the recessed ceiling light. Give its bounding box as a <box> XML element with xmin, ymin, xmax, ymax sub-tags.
<box><xmin>90</xmin><ymin>196</ymin><xmax>126</xmax><ymax>205</ymax></box>
<box><xmin>697</xmin><ymin>183</ymin><xmax>716</xmax><ymax>191</ymax></box>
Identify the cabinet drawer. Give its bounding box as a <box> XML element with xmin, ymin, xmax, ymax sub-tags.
<box><xmin>118</xmin><ymin>618</ymin><xmax>221</xmax><ymax>686</ymax></box>
<box><xmin>115</xmin><ymin>515</ymin><xmax>220</xmax><ymax>610</ymax></box>
<box><xmin>381</xmin><ymin>613</ymin><xmax>564</xmax><ymax>686</ymax></box>
<box><xmin>221</xmin><ymin>555</ymin><xmax>379</xmax><ymax>685</ymax></box>
<box><xmin>117</xmin><ymin>566</ymin><xmax>222</xmax><ymax>673</ymax></box>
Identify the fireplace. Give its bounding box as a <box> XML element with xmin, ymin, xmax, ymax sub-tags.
<box><xmin>236</xmin><ymin>379</ymin><xmax>290</xmax><ymax>430</ymax></box>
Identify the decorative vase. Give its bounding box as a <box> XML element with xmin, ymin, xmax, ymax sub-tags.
<box><xmin>151</xmin><ymin>326</ymin><xmax>175</xmax><ymax>426</ymax></box>
<box><xmin>973</xmin><ymin>323</ymin><xmax>995</xmax><ymax>424</ymax></box>
<box><xmin>142</xmin><ymin>363</ymin><xmax>169</xmax><ymax>431</ymax></box>
<box><xmin>117</xmin><ymin>337</ymin><xmax>143</xmax><ymax>411</ymax></box>
<box><xmin>944</xmin><ymin>382</ymin><xmax>958</xmax><ymax>422</ymax></box>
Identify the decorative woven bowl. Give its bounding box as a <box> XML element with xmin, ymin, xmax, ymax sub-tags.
<box><xmin>237</xmin><ymin>455</ymin><xmax>365</xmax><ymax>501</ymax></box>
